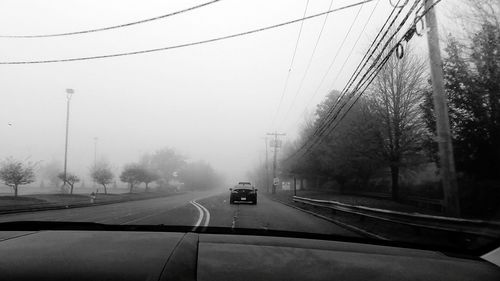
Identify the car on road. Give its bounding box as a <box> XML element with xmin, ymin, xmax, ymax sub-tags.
<box><xmin>230</xmin><ymin>182</ymin><xmax>257</xmax><ymax>204</ymax></box>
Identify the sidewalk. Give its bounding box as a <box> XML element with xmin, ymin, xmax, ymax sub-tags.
<box><xmin>0</xmin><ymin>191</ymin><xmax>180</xmax><ymax>215</ymax></box>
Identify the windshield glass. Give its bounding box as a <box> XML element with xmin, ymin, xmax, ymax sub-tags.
<box><xmin>0</xmin><ymin>0</ymin><xmax>498</xmax><ymax>255</ymax></box>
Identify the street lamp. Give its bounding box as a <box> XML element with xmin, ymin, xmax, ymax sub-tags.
<box><xmin>93</xmin><ymin>137</ymin><xmax>98</xmax><ymax>188</ymax></box>
<box><xmin>62</xmin><ymin>88</ymin><xmax>74</xmax><ymax>191</ymax></box>
<box><xmin>93</xmin><ymin>137</ymin><xmax>98</xmax><ymax>167</ymax></box>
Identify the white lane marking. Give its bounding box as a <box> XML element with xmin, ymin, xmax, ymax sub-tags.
<box><xmin>190</xmin><ymin>200</ymin><xmax>204</xmax><ymax>229</ymax></box>
<box><xmin>231</xmin><ymin>208</ymin><xmax>239</xmax><ymax>229</ymax></box>
<box><xmin>231</xmin><ymin>216</ymin><xmax>237</xmax><ymax>229</ymax></box>
<box><xmin>193</xmin><ymin>200</ymin><xmax>210</xmax><ymax>227</ymax></box>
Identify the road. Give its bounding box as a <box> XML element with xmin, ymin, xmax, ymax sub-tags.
<box><xmin>0</xmin><ymin>191</ymin><xmax>358</xmax><ymax>236</ymax></box>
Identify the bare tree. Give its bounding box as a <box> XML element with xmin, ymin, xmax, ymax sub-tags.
<box><xmin>138</xmin><ymin>154</ymin><xmax>160</xmax><ymax>191</ymax></box>
<box><xmin>150</xmin><ymin>148</ymin><xmax>186</xmax><ymax>188</ymax></box>
<box><xmin>453</xmin><ymin>0</ymin><xmax>499</xmax><ymax>30</ymax></box>
<box><xmin>90</xmin><ymin>161</ymin><xmax>114</xmax><ymax>194</ymax></box>
<box><xmin>120</xmin><ymin>164</ymin><xmax>143</xmax><ymax>193</ymax></box>
<box><xmin>369</xmin><ymin>43</ymin><xmax>428</xmax><ymax>200</ymax></box>
<box><xmin>139</xmin><ymin>169</ymin><xmax>159</xmax><ymax>192</ymax></box>
<box><xmin>0</xmin><ymin>157</ymin><xmax>36</xmax><ymax>197</ymax></box>
<box><xmin>57</xmin><ymin>172</ymin><xmax>80</xmax><ymax>195</ymax></box>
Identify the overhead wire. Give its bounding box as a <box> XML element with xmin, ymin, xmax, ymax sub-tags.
<box><xmin>308</xmin><ymin>4</ymin><xmax>364</xmax><ymax>106</ymax></box>
<box><xmin>284</xmin><ymin>0</ymin><xmax>381</xmax><ymax>132</ymax></box>
<box><xmin>312</xmin><ymin>0</ymin><xmax>420</xmax><ymax>143</ymax></box>
<box><xmin>277</xmin><ymin>0</ymin><xmax>335</xmax><ymax>130</ymax></box>
<box><xmin>325</xmin><ymin>0</ymin><xmax>441</xmax><ymax>137</ymax></box>
<box><xmin>0</xmin><ymin>0</ymin><xmax>376</xmax><ymax>64</ymax></box>
<box><xmin>302</xmin><ymin>0</ymin><xmax>407</xmax><ymax>151</ymax></box>
<box><xmin>328</xmin><ymin>0</ymin><xmax>381</xmax><ymax>91</ymax></box>
<box><xmin>283</xmin><ymin>2</ymin><xmax>365</xmax><ymax>132</ymax></box>
<box><xmin>0</xmin><ymin>0</ymin><xmax>224</xmax><ymax>38</ymax></box>
<box><xmin>272</xmin><ymin>0</ymin><xmax>311</xmax><ymax>128</ymax></box>
<box><xmin>304</xmin><ymin>0</ymin><xmax>423</xmax><ymax>159</ymax></box>
<box><xmin>284</xmin><ymin>0</ymin><xmax>423</xmax><ymax>162</ymax></box>
<box><xmin>310</xmin><ymin>0</ymin><xmax>410</xmax><ymax>140</ymax></box>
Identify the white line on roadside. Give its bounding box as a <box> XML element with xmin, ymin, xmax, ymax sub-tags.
<box><xmin>193</xmin><ymin>200</ymin><xmax>210</xmax><ymax>227</ymax></box>
<box><xmin>190</xmin><ymin>200</ymin><xmax>204</xmax><ymax>230</ymax></box>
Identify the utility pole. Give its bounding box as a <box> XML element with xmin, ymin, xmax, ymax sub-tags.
<box><xmin>293</xmin><ymin>175</ymin><xmax>297</xmax><ymax>196</ymax></box>
<box><xmin>424</xmin><ymin>0</ymin><xmax>460</xmax><ymax>216</ymax></box>
<box><xmin>266</xmin><ymin>131</ymin><xmax>286</xmax><ymax>194</ymax></box>
<box><xmin>62</xmin><ymin>88</ymin><xmax>74</xmax><ymax>191</ymax></box>
<box><xmin>263</xmin><ymin>137</ymin><xmax>270</xmax><ymax>193</ymax></box>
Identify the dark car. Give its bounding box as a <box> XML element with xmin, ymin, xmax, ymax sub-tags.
<box><xmin>230</xmin><ymin>182</ymin><xmax>257</xmax><ymax>204</ymax></box>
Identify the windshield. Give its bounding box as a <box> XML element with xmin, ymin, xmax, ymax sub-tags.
<box><xmin>0</xmin><ymin>0</ymin><xmax>498</xmax><ymax>255</ymax></box>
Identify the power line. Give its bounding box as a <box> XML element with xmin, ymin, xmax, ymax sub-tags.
<box><xmin>322</xmin><ymin>0</ymin><xmax>408</xmax><ymax>121</ymax></box>
<box><xmin>277</xmin><ymin>0</ymin><xmax>335</xmax><ymax>130</ymax></box>
<box><xmin>284</xmin><ymin>0</ymin><xmax>421</xmax><ymax>162</ymax></box>
<box><xmin>272</xmin><ymin>0</ymin><xmax>311</xmax><ymax>127</ymax></box>
<box><xmin>0</xmin><ymin>0</ymin><xmax>223</xmax><ymax>38</ymax></box>
<box><xmin>329</xmin><ymin>0</ymin><xmax>443</xmax><ymax>137</ymax></box>
<box><xmin>309</xmin><ymin>3</ymin><xmax>364</xmax><ymax>104</ymax></box>
<box><xmin>309</xmin><ymin>0</ymin><xmax>411</xmax><ymax>142</ymax></box>
<box><xmin>299</xmin><ymin>0</ymin><xmax>404</xmax><ymax>142</ymax></box>
<box><xmin>284</xmin><ymin>0</ymin><xmax>381</xmax><ymax>132</ymax></box>
<box><xmin>313</xmin><ymin>0</ymin><xmax>420</xmax><ymax>143</ymax></box>
<box><xmin>307</xmin><ymin>0</ymin><xmax>423</xmax><ymax>158</ymax></box>
<box><xmin>328</xmin><ymin>0</ymin><xmax>381</xmax><ymax>90</ymax></box>
<box><xmin>0</xmin><ymin>0</ymin><xmax>376</xmax><ymax>65</ymax></box>
<box><xmin>284</xmin><ymin>2</ymin><xmax>365</xmax><ymax>131</ymax></box>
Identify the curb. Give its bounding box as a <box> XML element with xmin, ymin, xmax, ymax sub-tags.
<box><xmin>0</xmin><ymin>192</ymin><xmax>182</xmax><ymax>216</ymax></box>
<box><xmin>269</xmin><ymin>197</ymin><xmax>389</xmax><ymax>240</ymax></box>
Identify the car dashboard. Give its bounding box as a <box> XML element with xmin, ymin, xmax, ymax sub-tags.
<box><xmin>0</xmin><ymin>226</ymin><xmax>499</xmax><ymax>281</ymax></box>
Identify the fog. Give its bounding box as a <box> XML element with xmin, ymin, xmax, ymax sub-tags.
<box><xmin>0</xmin><ymin>0</ymin><xmax>455</xmax><ymax>186</ymax></box>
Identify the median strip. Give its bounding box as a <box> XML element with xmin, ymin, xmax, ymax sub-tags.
<box><xmin>0</xmin><ymin>192</ymin><xmax>183</xmax><ymax>215</ymax></box>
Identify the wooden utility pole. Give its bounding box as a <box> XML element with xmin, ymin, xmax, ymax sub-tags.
<box><xmin>424</xmin><ymin>0</ymin><xmax>460</xmax><ymax>216</ymax></box>
<box><xmin>263</xmin><ymin>137</ymin><xmax>270</xmax><ymax>193</ymax></box>
<box><xmin>293</xmin><ymin>175</ymin><xmax>297</xmax><ymax>196</ymax></box>
<box><xmin>266</xmin><ymin>132</ymin><xmax>286</xmax><ymax>194</ymax></box>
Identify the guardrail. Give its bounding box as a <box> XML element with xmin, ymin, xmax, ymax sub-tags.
<box><xmin>293</xmin><ymin>196</ymin><xmax>500</xmax><ymax>239</ymax></box>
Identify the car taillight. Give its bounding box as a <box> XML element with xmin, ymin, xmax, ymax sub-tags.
<box><xmin>231</xmin><ymin>190</ymin><xmax>238</xmax><ymax>194</ymax></box>
<box><xmin>249</xmin><ymin>190</ymin><xmax>256</xmax><ymax>194</ymax></box>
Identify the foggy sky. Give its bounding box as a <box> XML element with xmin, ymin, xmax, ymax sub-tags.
<box><xmin>0</xmin><ymin>0</ymin><xmax>456</xmax><ymax>184</ymax></box>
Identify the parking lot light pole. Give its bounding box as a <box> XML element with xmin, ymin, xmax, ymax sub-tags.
<box><xmin>62</xmin><ymin>88</ymin><xmax>74</xmax><ymax>190</ymax></box>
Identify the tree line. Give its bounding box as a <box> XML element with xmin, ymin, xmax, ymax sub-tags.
<box><xmin>0</xmin><ymin>147</ymin><xmax>224</xmax><ymax>196</ymax></box>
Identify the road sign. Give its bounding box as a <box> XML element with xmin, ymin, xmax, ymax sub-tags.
<box><xmin>273</xmin><ymin>177</ymin><xmax>279</xmax><ymax>185</ymax></box>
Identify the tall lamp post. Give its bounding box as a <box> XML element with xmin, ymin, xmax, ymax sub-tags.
<box><xmin>62</xmin><ymin>88</ymin><xmax>74</xmax><ymax>191</ymax></box>
<box><xmin>93</xmin><ymin>137</ymin><xmax>98</xmax><ymax>188</ymax></box>
<box><xmin>93</xmin><ymin>137</ymin><xmax>98</xmax><ymax>167</ymax></box>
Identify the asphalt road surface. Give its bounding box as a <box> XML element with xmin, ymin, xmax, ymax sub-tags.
<box><xmin>0</xmin><ymin>191</ymin><xmax>358</xmax><ymax>236</ymax></box>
